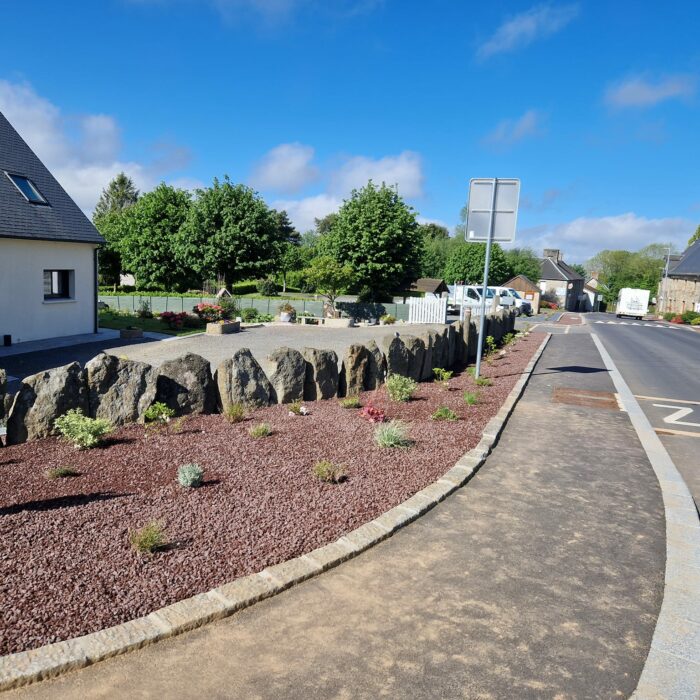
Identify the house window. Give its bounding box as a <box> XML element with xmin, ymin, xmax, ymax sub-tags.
<box><xmin>43</xmin><ymin>270</ymin><xmax>73</xmax><ymax>300</ymax></box>
<box><xmin>5</xmin><ymin>172</ymin><xmax>48</xmax><ymax>205</ymax></box>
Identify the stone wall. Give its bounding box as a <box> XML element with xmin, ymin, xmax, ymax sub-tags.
<box><xmin>1</xmin><ymin>311</ymin><xmax>516</xmax><ymax>446</ymax></box>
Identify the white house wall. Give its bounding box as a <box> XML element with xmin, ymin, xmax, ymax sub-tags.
<box><xmin>0</xmin><ymin>238</ymin><xmax>96</xmax><ymax>344</ymax></box>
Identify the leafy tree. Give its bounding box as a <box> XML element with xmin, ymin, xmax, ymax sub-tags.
<box><xmin>177</xmin><ymin>177</ymin><xmax>282</xmax><ymax>290</ymax></box>
<box><xmin>443</xmin><ymin>242</ymin><xmax>510</xmax><ymax>285</ymax></box>
<box><xmin>315</xmin><ymin>213</ymin><xmax>339</xmax><ymax>237</ymax></box>
<box><xmin>93</xmin><ymin>173</ymin><xmax>140</xmax><ymax>287</ymax></box>
<box><xmin>570</xmin><ymin>263</ymin><xmax>587</xmax><ymax>278</ymax></box>
<box><xmin>418</xmin><ymin>222</ymin><xmax>450</xmax><ymax>240</ymax></box>
<box><xmin>320</xmin><ymin>181</ymin><xmax>423</xmax><ymax>299</ymax></box>
<box><xmin>304</xmin><ymin>256</ymin><xmax>354</xmax><ymax>309</ymax></box>
<box><xmin>502</xmin><ymin>247</ymin><xmax>541</xmax><ymax>283</ymax></box>
<box><xmin>273</xmin><ymin>209</ymin><xmax>300</xmax><ymax>246</ymax></box>
<box><xmin>278</xmin><ymin>243</ymin><xmax>304</xmax><ymax>292</ymax></box>
<box><xmin>118</xmin><ymin>183</ymin><xmax>193</xmax><ymax>291</ymax></box>
<box><xmin>689</xmin><ymin>224</ymin><xmax>700</xmax><ymax>245</ymax></box>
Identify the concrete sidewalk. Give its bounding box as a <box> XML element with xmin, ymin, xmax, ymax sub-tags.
<box><xmin>8</xmin><ymin>335</ymin><xmax>667</xmax><ymax>699</ymax></box>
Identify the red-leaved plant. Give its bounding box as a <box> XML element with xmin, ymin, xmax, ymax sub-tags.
<box><xmin>159</xmin><ymin>311</ymin><xmax>189</xmax><ymax>329</ymax></box>
<box><xmin>359</xmin><ymin>404</ymin><xmax>386</xmax><ymax>423</ymax></box>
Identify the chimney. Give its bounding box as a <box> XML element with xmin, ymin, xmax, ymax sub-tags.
<box><xmin>544</xmin><ymin>248</ymin><xmax>562</xmax><ymax>261</ymax></box>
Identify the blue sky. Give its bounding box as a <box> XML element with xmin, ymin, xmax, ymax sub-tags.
<box><xmin>1</xmin><ymin>0</ymin><xmax>698</xmax><ymax>261</ymax></box>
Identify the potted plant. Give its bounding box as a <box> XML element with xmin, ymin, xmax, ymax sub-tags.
<box><xmin>206</xmin><ymin>319</ymin><xmax>240</xmax><ymax>335</ymax></box>
<box><xmin>278</xmin><ymin>302</ymin><xmax>296</xmax><ymax>323</ymax></box>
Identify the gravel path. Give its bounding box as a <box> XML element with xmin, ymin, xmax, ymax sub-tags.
<box><xmin>0</xmin><ymin>334</ymin><xmax>542</xmax><ymax>656</ymax></box>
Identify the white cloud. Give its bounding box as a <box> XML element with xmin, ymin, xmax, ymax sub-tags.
<box><xmin>605</xmin><ymin>74</ymin><xmax>696</xmax><ymax>108</ymax></box>
<box><xmin>483</xmin><ymin>109</ymin><xmax>542</xmax><ymax>148</ymax></box>
<box><xmin>0</xmin><ymin>79</ymin><xmax>191</xmax><ymax>212</ymax></box>
<box><xmin>518</xmin><ymin>212</ymin><xmax>694</xmax><ymax>262</ymax></box>
<box><xmin>477</xmin><ymin>3</ymin><xmax>579</xmax><ymax>59</ymax></box>
<box><xmin>330</xmin><ymin>150</ymin><xmax>424</xmax><ymax>198</ymax></box>
<box><xmin>272</xmin><ymin>193</ymin><xmax>342</xmax><ymax>231</ymax></box>
<box><xmin>250</xmin><ymin>142</ymin><xmax>319</xmax><ymax>194</ymax></box>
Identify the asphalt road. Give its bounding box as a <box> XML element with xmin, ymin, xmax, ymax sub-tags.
<box><xmin>581</xmin><ymin>312</ymin><xmax>700</xmax><ymax>505</ymax></box>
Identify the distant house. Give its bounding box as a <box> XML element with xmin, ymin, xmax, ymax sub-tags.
<box><xmin>0</xmin><ymin>111</ymin><xmax>104</xmax><ymax>345</ymax></box>
<box><xmin>503</xmin><ymin>274</ymin><xmax>540</xmax><ymax>313</ymax></box>
<box><xmin>658</xmin><ymin>241</ymin><xmax>700</xmax><ymax>314</ymax></box>
<box><xmin>582</xmin><ymin>273</ymin><xmax>605</xmax><ymax>312</ymax></box>
<box><xmin>538</xmin><ymin>249</ymin><xmax>584</xmax><ymax>311</ymax></box>
<box><xmin>410</xmin><ymin>278</ymin><xmax>450</xmax><ymax>299</ymax></box>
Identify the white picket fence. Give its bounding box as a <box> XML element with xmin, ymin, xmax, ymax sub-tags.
<box><xmin>407</xmin><ymin>296</ymin><xmax>448</xmax><ymax>324</ymax></box>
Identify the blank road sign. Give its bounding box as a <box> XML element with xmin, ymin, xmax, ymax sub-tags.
<box><xmin>466</xmin><ymin>178</ymin><xmax>520</xmax><ymax>242</ymax></box>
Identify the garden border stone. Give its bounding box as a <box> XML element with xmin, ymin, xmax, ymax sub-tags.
<box><xmin>0</xmin><ymin>332</ymin><xmax>550</xmax><ymax>692</ymax></box>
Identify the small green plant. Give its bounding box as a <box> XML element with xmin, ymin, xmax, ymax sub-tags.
<box><xmin>386</xmin><ymin>374</ymin><xmax>418</xmax><ymax>402</ymax></box>
<box><xmin>144</xmin><ymin>402</ymin><xmax>175</xmax><ymax>425</ymax></box>
<box><xmin>54</xmin><ymin>409</ymin><xmax>112</xmax><ymax>449</ymax></box>
<box><xmin>240</xmin><ymin>307</ymin><xmax>259</xmax><ymax>323</ymax></box>
<box><xmin>288</xmin><ymin>401</ymin><xmax>303</xmax><ymax>415</ymax></box>
<box><xmin>463</xmin><ymin>391</ymin><xmax>479</xmax><ymax>406</ymax></box>
<box><xmin>339</xmin><ymin>396</ymin><xmax>362</xmax><ymax>409</ymax></box>
<box><xmin>224</xmin><ymin>402</ymin><xmax>246</xmax><ymax>423</ymax></box>
<box><xmin>475</xmin><ymin>376</ymin><xmax>492</xmax><ymax>387</ymax></box>
<box><xmin>249</xmin><ymin>422</ymin><xmax>272</xmax><ymax>438</ymax></box>
<box><xmin>484</xmin><ymin>335</ymin><xmax>497</xmax><ymax>363</ymax></box>
<box><xmin>374</xmin><ymin>420</ymin><xmax>412</xmax><ymax>449</ymax></box>
<box><xmin>312</xmin><ymin>460</ymin><xmax>347</xmax><ymax>484</ymax></box>
<box><xmin>467</xmin><ymin>367</ymin><xmax>476</xmax><ymax>377</ymax></box>
<box><xmin>130</xmin><ymin>521</ymin><xmax>167</xmax><ymax>555</ymax></box>
<box><xmin>46</xmin><ymin>466</ymin><xmax>80</xmax><ymax>479</ymax></box>
<box><xmin>692</xmin><ymin>317</ymin><xmax>700</xmax><ymax>326</ymax></box>
<box><xmin>380</xmin><ymin>314</ymin><xmax>396</xmax><ymax>325</ymax></box>
<box><xmin>433</xmin><ymin>367</ymin><xmax>454</xmax><ymax>388</ymax></box>
<box><xmin>431</xmin><ymin>406</ymin><xmax>458</xmax><ymax>421</ymax></box>
<box><xmin>503</xmin><ymin>332</ymin><xmax>515</xmax><ymax>346</ymax></box>
<box><xmin>177</xmin><ymin>463</ymin><xmax>204</xmax><ymax>488</ymax></box>
<box><xmin>136</xmin><ymin>299</ymin><xmax>153</xmax><ymax>319</ymax></box>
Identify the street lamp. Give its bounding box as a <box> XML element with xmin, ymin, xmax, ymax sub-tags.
<box><xmin>659</xmin><ymin>246</ymin><xmax>672</xmax><ymax>315</ymax></box>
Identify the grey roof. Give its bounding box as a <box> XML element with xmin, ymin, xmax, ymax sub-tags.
<box><xmin>669</xmin><ymin>241</ymin><xmax>700</xmax><ymax>278</ymax></box>
<box><xmin>0</xmin><ymin>111</ymin><xmax>104</xmax><ymax>245</ymax></box>
<box><xmin>540</xmin><ymin>257</ymin><xmax>583</xmax><ymax>282</ymax></box>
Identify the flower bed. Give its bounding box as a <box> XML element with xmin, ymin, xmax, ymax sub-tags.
<box><xmin>0</xmin><ymin>333</ymin><xmax>543</xmax><ymax>656</ymax></box>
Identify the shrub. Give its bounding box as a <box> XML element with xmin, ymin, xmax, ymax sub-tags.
<box><xmin>503</xmin><ymin>332</ymin><xmax>515</xmax><ymax>345</ymax></box>
<box><xmin>288</xmin><ymin>401</ymin><xmax>309</xmax><ymax>416</ymax></box>
<box><xmin>136</xmin><ymin>299</ymin><xmax>153</xmax><ymax>319</ymax></box>
<box><xmin>386</xmin><ymin>374</ymin><xmax>418</xmax><ymax>402</ymax></box>
<box><xmin>433</xmin><ymin>368</ymin><xmax>453</xmax><ymax>387</ymax></box>
<box><xmin>159</xmin><ymin>311</ymin><xmax>189</xmax><ymax>330</ymax></box>
<box><xmin>312</xmin><ymin>460</ymin><xmax>347</xmax><ymax>484</ymax></box>
<box><xmin>258</xmin><ymin>313</ymin><xmax>274</xmax><ymax>322</ymax></box>
<box><xmin>177</xmin><ymin>463</ymin><xmax>204</xmax><ymax>488</ymax></box>
<box><xmin>663</xmin><ymin>311</ymin><xmax>676</xmax><ymax>321</ymax></box>
<box><xmin>339</xmin><ymin>396</ymin><xmax>362</xmax><ymax>409</ymax></box>
<box><xmin>249</xmin><ymin>422</ymin><xmax>272</xmax><ymax>438</ymax></box>
<box><xmin>54</xmin><ymin>409</ymin><xmax>111</xmax><ymax>449</ymax></box>
<box><xmin>46</xmin><ymin>466</ymin><xmax>80</xmax><ymax>479</ymax></box>
<box><xmin>692</xmin><ymin>317</ymin><xmax>700</xmax><ymax>326</ymax></box>
<box><xmin>193</xmin><ymin>303</ymin><xmax>223</xmax><ymax>322</ymax></box>
<box><xmin>130</xmin><ymin>521</ymin><xmax>167</xmax><ymax>555</ymax></box>
<box><xmin>484</xmin><ymin>335</ymin><xmax>497</xmax><ymax>356</ymax></box>
<box><xmin>359</xmin><ymin>404</ymin><xmax>386</xmax><ymax>423</ymax></box>
<box><xmin>219</xmin><ymin>297</ymin><xmax>240</xmax><ymax>320</ymax></box>
<box><xmin>431</xmin><ymin>406</ymin><xmax>458</xmax><ymax>421</ymax></box>
<box><xmin>374</xmin><ymin>420</ymin><xmax>412</xmax><ymax>449</ymax></box>
<box><xmin>256</xmin><ymin>278</ymin><xmax>278</xmax><ymax>297</ymax></box>
<box><xmin>380</xmin><ymin>314</ymin><xmax>396</xmax><ymax>325</ymax></box>
<box><xmin>278</xmin><ymin>302</ymin><xmax>296</xmax><ymax>317</ymax></box>
<box><xmin>681</xmin><ymin>310</ymin><xmax>699</xmax><ymax>324</ymax></box>
<box><xmin>671</xmin><ymin>315</ymin><xmax>684</xmax><ymax>324</ymax></box>
<box><xmin>240</xmin><ymin>307</ymin><xmax>259</xmax><ymax>322</ymax></box>
<box><xmin>463</xmin><ymin>391</ymin><xmax>479</xmax><ymax>406</ymax></box>
<box><xmin>224</xmin><ymin>402</ymin><xmax>246</xmax><ymax>423</ymax></box>
<box><xmin>144</xmin><ymin>402</ymin><xmax>176</xmax><ymax>425</ymax></box>
<box><xmin>182</xmin><ymin>313</ymin><xmax>204</xmax><ymax>328</ymax></box>
<box><xmin>475</xmin><ymin>376</ymin><xmax>492</xmax><ymax>387</ymax></box>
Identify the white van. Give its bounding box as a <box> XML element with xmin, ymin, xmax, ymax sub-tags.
<box><xmin>616</xmin><ymin>288</ymin><xmax>650</xmax><ymax>320</ymax></box>
<box><xmin>490</xmin><ymin>287</ymin><xmax>532</xmax><ymax>316</ymax></box>
<box><xmin>447</xmin><ymin>285</ymin><xmax>499</xmax><ymax>314</ymax></box>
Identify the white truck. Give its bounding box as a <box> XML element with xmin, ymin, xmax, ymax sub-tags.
<box><xmin>616</xmin><ymin>287</ymin><xmax>650</xmax><ymax>320</ymax></box>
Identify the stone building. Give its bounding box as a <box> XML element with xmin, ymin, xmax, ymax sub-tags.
<box><xmin>658</xmin><ymin>241</ymin><xmax>700</xmax><ymax>314</ymax></box>
<box><xmin>538</xmin><ymin>249</ymin><xmax>585</xmax><ymax>311</ymax></box>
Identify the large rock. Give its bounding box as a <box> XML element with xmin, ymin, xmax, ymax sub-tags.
<box><xmin>338</xmin><ymin>344</ymin><xmax>369</xmax><ymax>397</ymax></box>
<box><xmin>86</xmin><ymin>353</ymin><xmax>157</xmax><ymax>426</ymax></box>
<box><xmin>302</xmin><ymin>348</ymin><xmax>339</xmax><ymax>400</ymax></box>
<box><xmin>419</xmin><ymin>332</ymin><xmax>434</xmax><ymax>380</ymax></box>
<box><xmin>430</xmin><ymin>329</ymin><xmax>446</xmax><ymax>369</ymax></box>
<box><xmin>267</xmin><ymin>347</ymin><xmax>305</xmax><ymax>404</ymax></box>
<box><xmin>364</xmin><ymin>340</ymin><xmax>386</xmax><ymax>390</ymax></box>
<box><xmin>381</xmin><ymin>335</ymin><xmax>410</xmax><ymax>377</ymax></box>
<box><xmin>216</xmin><ymin>348</ymin><xmax>274</xmax><ymax>409</ymax></box>
<box><xmin>6</xmin><ymin>362</ymin><xmax>88</xmax><ymax>444</ymax></box>
<box><xmin>401</xmin><ymin>335</ymin><xmax>425</xmax><ymax>382</ymax></box>
<box><xmin>447</xmin><ymin>325</ymin><xmax>456</xmax><ymax>368</ymax></box>
<box><xmin>156</xmin><ymin>353</ymin><xmax>217</xmax><ymax>415</ymax></box>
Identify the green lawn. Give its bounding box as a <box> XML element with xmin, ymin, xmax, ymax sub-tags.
<box><xmin>98</xmin><ymin>310</ymin><xmax>204</xmax><ymax>337</ymax></box>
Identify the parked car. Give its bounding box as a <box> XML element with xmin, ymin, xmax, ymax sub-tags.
<box><xmin>489</xmin><ymin>286</ymin><xmax>532</xmax><ymax>316</ymax></box>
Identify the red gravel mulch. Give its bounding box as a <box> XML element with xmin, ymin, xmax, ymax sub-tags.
<box><xmin>0</xmin><ymin>333</ymin><xmax>544</xmax><ymax>655</ymax></box>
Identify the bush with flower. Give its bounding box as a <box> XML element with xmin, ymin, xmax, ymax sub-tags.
<box><xmin>159</xmin><ymin>311</ymin><xmax>189</xmax><ymax>329</ymax></box>
<box><xmin>193</xmin><ymin>303</ymin><xmax>224</xmax><ymax>322</ymax></box>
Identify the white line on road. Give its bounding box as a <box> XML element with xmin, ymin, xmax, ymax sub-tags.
<box><xmin>635</xmin><ymin>394</ymin><xmax>700</xmax><ymax>406</ymax></box>
<box><xmin>652</xmin><ymin>404</ymin><xmax>700</xmax><ymax>428</ymax></box>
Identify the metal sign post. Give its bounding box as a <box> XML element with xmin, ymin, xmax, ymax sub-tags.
<box><xmin>465</xmin><ymin>178</ymin><xmax>520</xmax><ymax>379</ymax></box>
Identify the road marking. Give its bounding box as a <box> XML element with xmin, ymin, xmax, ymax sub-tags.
<box><xmin>635</xmin><ymin>394</ymin><xmax>700</xmax><ymax>406</ymax></box>
<box><xmin>652</xmin><ymin>403</ymin><xmax>700</xmax><ymax>428</ymax></box>
<box><xmin>656</xmin><ymin>428</ymin><xmax>700</xmax><ymax>438</ymax></box>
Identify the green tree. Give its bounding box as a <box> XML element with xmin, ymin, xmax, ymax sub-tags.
<box><xmin>502</xmin><ymin>247</ymin><xmax>541</xmax><ymax>283</ymax></box>
<box><xmin>305</xmin><ymin>256</ymin><xmax>354</xmax><ymax>309</ymax></box>
<box><xmin>320</xmin><ymin>181</ymin><xmax>423</xmax><ymax>299</ymax></box>
<box><xmin>418</xmin><ymin>222</ymin><xmax>450</xmax><ymax>240</ymax></box>
<box><xmin>177</xmin><ymin>177</ymin><xmax>282</xmax><ymax>290</ymax></box>
<box><xmin>689</xmin><ymin>224</ymin><xmax>700</xmax><ymax>245</ymax></box>
<box><xmin>444</xmin><ymin>242</ymin><xmax>510</xmax><ymax>285</ymax></box>
<box><xmin>314</xmin><ymin>213</ymin><xmax>338</xmax><ymax>237</ymax></box>
<box><xmin>570</xmin><ymin>263</ymin><xmax>587</xmax><ymax>278</ymax></box>
<box><xmin>118</xmin><ymin>183</ymin><xmax>193</xmax><ymax>291</ymax></box>
<box><xmin>93</xmin><ymin>173</ymin><xmax>140</xmax><ymax>287</ymax></box>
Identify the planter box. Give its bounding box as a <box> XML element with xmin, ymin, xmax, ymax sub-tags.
<box><xmin>206</xmin><ymin>321</ymin><xmax>240</xmax><ymax>335</ymax></box>
<box><xmin>120</xmin><ymin>328</ymin><xmax>143</xmax><ymax>339</ymax></box>
<box><xmin>324</xmin><ymin>318</ymin><xmax>353</xmax><ymax>328</ymax></box>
